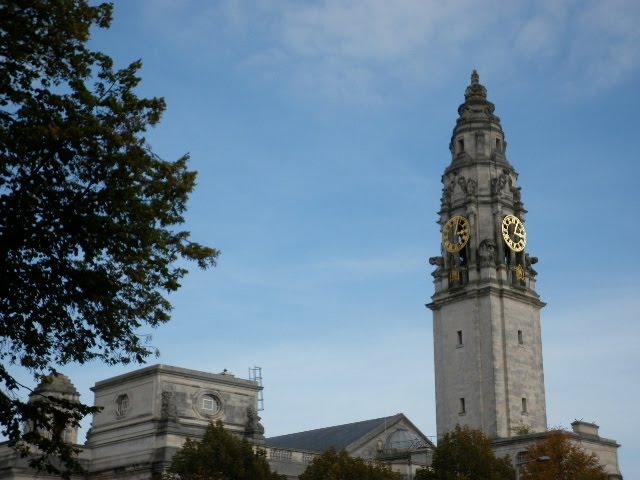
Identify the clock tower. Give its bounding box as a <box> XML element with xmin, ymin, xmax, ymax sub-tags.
<box><xmin>428</xmin><ymin>71</ymin><xmax>547</xmax><ymax>440</ymax></box>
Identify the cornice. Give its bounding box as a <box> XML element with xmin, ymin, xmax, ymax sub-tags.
<box><xmin>427</xmin><ymin>281</ymin><xmax>545</xmax><ymax>311</ymax></box>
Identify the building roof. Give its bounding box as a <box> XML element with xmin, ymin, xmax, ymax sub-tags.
<box><xmin>91</xmin><ymin>364</ymin><xmax>260</xmax><ymax>391</ymax></box>
<box><xmin>266</xmin><ymin>414</ymin><xmax>406</xmax><ymax>453</ymax></box>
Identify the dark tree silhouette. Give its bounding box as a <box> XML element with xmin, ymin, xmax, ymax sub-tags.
<box><xmin>520</xmin><ymin>430</ymin><xmax>607</xmax><ymax>480</ymax></box>
<box><xmin>414</xmin><ymin>425</ymin><xmax>514</xmax><ymax>480</ymax></box>
<box><xmin>299</xmin><ymin>447</ymin><xmax>401</xmax><ymax>480</ymax></box>
<box><xmin>0</xmin><ymin>1</ymin><xmax>217</xmax><ymax>474</ymax></box>
<box><xmin>167</xmin><ymin>422</ymin><xmax>285</xmax><ymax>480</ymax></box>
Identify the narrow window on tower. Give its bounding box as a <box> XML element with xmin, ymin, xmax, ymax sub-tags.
<box><xmin>458</xmin><ymin>245</ymin><xmax>468</xmax><ymax>268</ymax></box>
<box><xmin>459</xmin><ymin>398</ymin><xmax>466</xmax><ymax>414</ymax></box>
<box><xmin>522</xmin><ymin>398</ymin><xmax>527</xmax><ymax>414</ymax></box>
<box><xmin>457</xmin><ymin>330</ymin><xmax>463</xmax><ymax>347</ymax></box>
<box><xmin>496</xmin><ymin>138</ymin><xmax>502</xmax><ymax>152</ymax></box>
<box><xmin>458</xmin><ymin>138</ymin><xmax>464</xmax><ymax>153</ymax></box>
<box><xmin>518</xmin><ymin>330</ymin><xmax>523</xmax><ymax>346</ymax></box>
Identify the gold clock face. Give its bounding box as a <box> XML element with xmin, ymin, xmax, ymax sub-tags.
<box><xmin>501</xmin><ymin>215</ymin><xmax>526</xmax><ymax>252</ymax></box>
<box><xmin>442</xmin><ymin>215</ymin><xmax>470</xmax><ymax>253</ymax></box>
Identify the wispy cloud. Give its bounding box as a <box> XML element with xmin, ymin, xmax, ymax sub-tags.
<box><xmin>251</xmin><ymin>326</ymin><xmax>434</xmax><ymax>436</ymax></box>
<box><xmin>252</xmin><ymin>0</ymin><xmax>491</xmax><ymax>102</ymax></box>
<box><xmin>211</xmin><ymin>249</ymin><xmax>426</xmax><ymax>299</ymax></box>
<box><xmin>571</xmin><ymin>0</ymin><xmax>640</xmax><ymax>90</ymax></box>
<box><xmin>137</xmin><ymin>0</ymin><xmax>640</xmax><ymax>103</ymax></box>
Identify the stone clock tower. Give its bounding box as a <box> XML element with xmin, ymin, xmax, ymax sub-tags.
<box><xmin>428</xmin><ymin>71</ymin><xmax>547</xmax><ymax>440</ymax></box>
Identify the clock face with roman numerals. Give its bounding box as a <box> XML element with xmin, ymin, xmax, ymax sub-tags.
<box><xmin>501</xmin><ymin>214</ymin><xmax>526</xmax><ymax>252</ymax></box>
<box><xmin>442</xmin><ymin>215</ymin><xmax>470</xmax><ymax>253</ymax></box>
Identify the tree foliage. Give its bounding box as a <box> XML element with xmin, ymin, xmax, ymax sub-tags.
<box><xmin>167</xmin><ymin>422</ymin><xmax>285</xmax><ymax>480</ymax></box>
<box><xmin>299</xmin><ymin>447</ymin><xmax>402</xmax><ymax>480</ymax></box>
<box><xmin>415</xmin><ymin>425</ymin><xmax>514</xmax><ymax>480</ymax></box>
<box><xmin>0</xmin><ymin>0</ymin><xmax>217</xmax><ymax>474</ymax></box>
<box><xmin>519</xmin><ymin>430</ymin><xmax>608</xmax><ymax>480</ymax></box>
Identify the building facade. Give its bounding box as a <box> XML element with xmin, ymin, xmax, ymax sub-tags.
<box><xmin>0</xmin><ymin>366</ymin><xmax>266</xmax><ymax>480</ymax></box>
<box><xmin>0</xmin><ymin>367</ymin><xmax>431</xmax><ymax>480</ymax></box>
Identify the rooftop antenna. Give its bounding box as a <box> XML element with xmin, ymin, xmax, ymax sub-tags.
<box><xmin>248</xmin><ymin>366</ymin><xmax>264</xmax><ymax>411</ymax></box>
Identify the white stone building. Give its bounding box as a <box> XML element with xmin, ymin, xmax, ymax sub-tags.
<box><xmin>0</xmin><ymin>367</ymin><xmax>431</xmax><ymax>480</ymax></box>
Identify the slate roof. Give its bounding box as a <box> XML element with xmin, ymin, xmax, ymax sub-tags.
<box><xmin>266</xmin><ymin>414</ymin><xmax>404</xmax><ymax>453</ymax></box>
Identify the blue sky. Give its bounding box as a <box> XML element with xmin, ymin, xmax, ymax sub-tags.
<box><xmin>56</xmin><ymin>0</ymin><xmax>640</xmax><ymax>476</ymax></box>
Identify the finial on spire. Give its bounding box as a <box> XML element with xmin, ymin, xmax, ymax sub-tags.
<box><xmin>471</xmin><ymin>70</ymin><xmax>479</xmax><ymax>85</ymax></box>
<box><xmin>459</xmin><ymin>70</ymin><xmax>495</xmax><ymax>119</ymax></box>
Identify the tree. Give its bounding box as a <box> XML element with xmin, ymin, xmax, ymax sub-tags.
<box><xmin>519</xmin><ymin>430</ymin><xmax>607</xmax><ymax>480</ymax></box>
<box><xmin>167</xmin><ymin>422</ymin><xmax>285</xmax><ymax>480</ymax></box>
<box><xmin>0</xmin><ymin>0</ymin><xmax>217</xmax><ymax>475</ymax></box>
<box><xmin>299</xmin><ymin>447</ymin><xmax>402</xmax><ymax>480</ymax></box>
<box><xmin>415</xmin><ymin>425</ymin><xmax>514</xmax><ymax>480</ymax></box>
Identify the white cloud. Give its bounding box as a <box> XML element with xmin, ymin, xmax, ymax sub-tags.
<box><xmin>280</xmin><ymin>1</ymin><xmax>453</xmax><ymax>60</ymax></box>
<box><xmin>269</xmin><ymin>0</ymin><xmax>493</xmax><ymax>102</ymax></box>
<box><xmin>213</xmin><ymin>248</ymin><xmax>425</xmax><ymax>299</ymax></box>
<box><xmin>571</xmin><ymin>0</ymin><xmax>640</xmax><ymax>90</ymax></box>
<box><xmin>254</xmin><ymin>0</ymin><xmax>640</xmax><ymax>102</ymax></box>
<box><xmin>128</xmin><ymin>0</ymin><xmax>640</xmax><ymax>102</ymax></box>
<box><xmin>514</xmin><ymin>15</ymin><xmax>560</xmax><ymax>59</ymax></box>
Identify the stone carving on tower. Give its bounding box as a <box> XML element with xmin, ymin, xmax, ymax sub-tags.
<box><xmin>244</xmin><ymin>404</ymin><xmax>265</xmax><ymax>444</ymax></box>
<box><xmin>428</xmin><ymin>71</ymin><xmax>547</xmax><ymax>440</ymax></box>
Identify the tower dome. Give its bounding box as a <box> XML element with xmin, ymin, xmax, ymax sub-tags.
<box><xmin>448</xmin><ymin>70</ymin><xmax>510</xmax><ymax>173</ymax></box>
<box><xmin>27</xmin><ymin>373</ymin><xmax>81</xmax><ymax>444</ymax></box>
<box><xmin>31</xmin><ymin>373</ymin><xmax>80</xmax><ymax>398</ymax></box>
<box><xmin>384</xmin><ymin>428</ymin><xmax>420</xmax><ymax>451</ymax></box>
